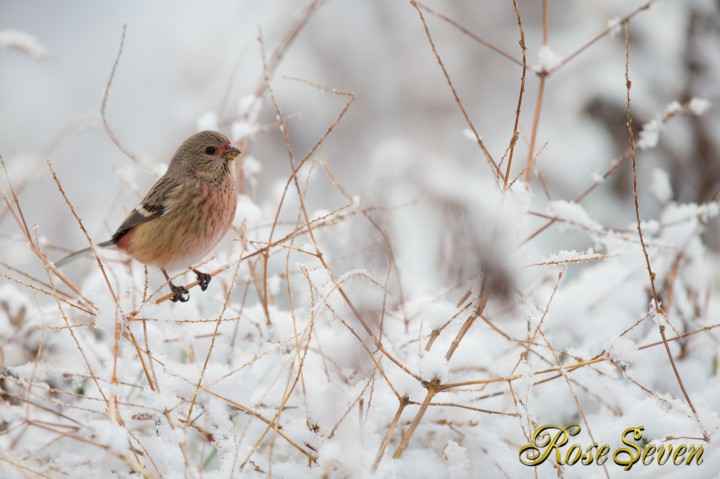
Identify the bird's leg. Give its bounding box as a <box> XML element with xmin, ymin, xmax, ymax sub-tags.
<box><xmin>162</xmin><ymin>268</ymin><xmax>189</xmax><ymax>303</ymax></box>
<box><xmin>192</xmin><ymin>268</ymin><xmax>212</xmax><ymax>292</ymax></box>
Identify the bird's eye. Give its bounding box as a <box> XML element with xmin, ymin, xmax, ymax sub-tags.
<box><xmin>205</xmin><ymin>146</ymin><xmax>216</xmax><ymax>155</ymax></box>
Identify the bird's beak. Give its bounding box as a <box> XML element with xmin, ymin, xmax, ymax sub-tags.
<box><xmin>224</xmin><ymin>145</ymin><xmax>241</xmax><ymax>160</ymax></box>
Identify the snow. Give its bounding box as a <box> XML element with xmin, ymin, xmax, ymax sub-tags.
<box><xmin>637</xmin><ymin>118</ymin><xmax>662</xmax><ymax>150</ymax></box>
<box><xmin>444</xmin><ymin>440</ymin><xmax>470</xmax><ymax>479</ymax></box>
<box><xmin>665</xmin><ymin>100</ymin><xmax>683</xmax><ymax>115</ymax></box>
<box><xmin>689</xmin><ymin>97</ymin><xmax>711</xmax><ymax>115</ymax></box>
<box><xmin>535</xmin><ymin>45</ymin><xmax>561</xmax><ymax>71</ymax></box>
<box><xmin>650</xmin><ymin>168</ymin><xmax>673</xmax><ymax>203</ymax></box>
<box><xmin>0</xmin><ymin>29</ymin><xmax>49</xmax><ymax>59</ymax></box>
<box><xmin>242</xmin><ymin>154</ymin><xmax>262</xmax><ymax>176</ymax></box>
<box><xmin>93</xmin><ymin>422</ymin><xmax>129</xmax><ymax>453</ymax></box>
<box><xmin>537</xmin><ymin>247</ymin><xmax>619</xmax><ymax>267</ymax></box>
<box><xmin>2</xmin><ymin>1</ymin><xmax>720</xmax><ymax>478</ymax></box>
<box><xmin>607</xmin><ymin>17</ymin><xmax>622</xmax><ymax>39</ymax></box>
<box><xmin>547</xmin><ymin>200</ymin><xmax>603</xmax><ymax>233</ymax></box>
<box><xmin>462</xmin><ymin>128</ymin><xmax>476</xmax><ymax>141</ymax></box>
<box><xmin>604</xmin><ymin>337</ymin><xmax>638</xmax><ymax>366</ymax></box>
<box><xmin>637</xmin><ymin>99</ymin><xmax>708</xmax><ymax>151</ymax></box>
<box><xmin>232</xmin><ymin>96</ymin><xmax>263</xmax><ymax>141</ymax></box>
<box><xmin>197</xmin><ymin>111</ymin><xmax>219</xmax><ymax>131</ymax></box>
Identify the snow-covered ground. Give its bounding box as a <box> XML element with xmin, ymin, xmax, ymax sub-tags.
<box><xmin>1</xmin><ymin>1</ymin><xmax>720</xmax><ymax>477</ymax></box>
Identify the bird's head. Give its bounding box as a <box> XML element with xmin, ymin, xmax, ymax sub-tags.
<box><xmin>172</xmin><ymin>130</ymin><xmax>241</xmax><ymax>178</ymax></box>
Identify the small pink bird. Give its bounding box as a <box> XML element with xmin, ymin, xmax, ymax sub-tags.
<box><xmin>56</xmin><ymin>130</ymin><xmax>241</xmax><ymax>302</ymax></box>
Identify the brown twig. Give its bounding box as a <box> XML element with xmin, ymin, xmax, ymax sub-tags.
<box><xmin>219</xmin><ymin>0</ymin><xmax>326</xmax><ymax>129</ymax></box>
<box><xmin>623</xmin><ymin>22</ymin><xmax>659</xmax><ymax>311</ymax></box>
<box><xmin>539</xmin><ymin>328</ymin><xmax>611</xmax><ymax>479</ymax></box>
<box><xmin>410</xmin><ymin>0</ymin><xmax>501</xmax><ymax>182</ymax></box>
<box><xmin>445</xmin><ymin>283</ymin><xmax>487</xmax><ymax>361</ymax></box>
<box><xmin>392</xmin><ymin>379</ymin><xmax>440</xmax><ymax>459</ymax></box>
<box><xmin>546</xmin><ymin>0</ymin><xmax>656</xmax><ymax>75</ymax></box>
<box><xmin>46</xmin><ymin>159</ymin><xmax>124</xmax><ymax>313</ymax></box>
<box><xmin>372</xmin><ymin>395</ymin><xmax>409</xmax><ymax>472</ymax></box>
<box><xmin>100</xmin><ymin>25</ymin><xmax>153</xmax><ymax>173</ymax></box>
<box><xmin>205</xmin><ymin>389</ymin><xmax>317</xmax><ymax>463</ymax></box>
<box><xmin>416</xmin><ymin>2</ymin><xmax>532</xmax><ymax>71</ymax></box>
<box><xmin>522</xmin><ymin>0</ymin><xmax>548</xmax><ymax>184</ymax></box>
<box><xmin>503</xmin><ymin>0</ymin><xmax>528</xmax><ymax>189</ymax></box>
<box><xmin>0</xmin><ymin>157</ymin><xmax>94</xmax><ymax>307</ymax></box>
<box><xmin>183</xmin><ymin>236</ymin><xmax>245</xmax><ymax>426</ymax></box>
<box><xmin>520</xmin><ymin>100</ymin><xmax>699</xmax><ymax>246</ymax></box>
<box><xmin>658</xmin><ymin>325</ymin><xmax>709</xmax><ymax>440</ymax></box>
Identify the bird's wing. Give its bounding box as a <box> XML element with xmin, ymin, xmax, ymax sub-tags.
<box><xmin>110</xmin><ymin>175</ymin><xmax>183</xmax><ymax>243</ymax></box>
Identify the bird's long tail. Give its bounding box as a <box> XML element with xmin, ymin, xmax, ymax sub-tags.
<box><xmin>54</xmin><ymin>240</ymin><xmax>116</xmax><ymax>268</ymax></box>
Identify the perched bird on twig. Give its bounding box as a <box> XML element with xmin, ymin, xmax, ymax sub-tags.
<box><xmin>56</xmin><ymin>130</ymin><xmax>241</xmax><ymax>303</ymax></box>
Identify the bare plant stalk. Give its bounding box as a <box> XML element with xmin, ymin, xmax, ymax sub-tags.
<box><xmin>523</xmin><ymin>76</ymin><xmax>546</xmax><ymax>184</ymax></box>
<box><xmin>219</xmin><ymin>0</ymin><xmax>326</xmax><ymax>127</ymax></box>
<box><xmin>125</xmin><ymin>330</ymin><xmax>156</xmax><ymax>392</ymax></box>
<box><xmin>409</xmin><ymin>0</ymin><xmax>501</xmax><ymax>181</ymax></box>
<box><xmin>205</xmin><ymin>389</ymin><xmax>317</xmax><ymax>463</ymax></box>
<box><xmin>372</xmin><ymin>396</ymin><xmax>410</xmax><ymax>472</ymax></box>
<box><xmin>522</xmin><ymin>0</ymin><xmax>548</xmax><ymax>183</ymax></box>
<box><xmin>504</xmin><ymin>0</ymin><xmax>528</xmax><ymax>189</ymax></box>
<box><xmin>439</xmin><ymin>322</ymin><xmax>720</xmax><ymax>391</ymax></box>
<box><xmin>101</xmin><ymin>25</ymin><xmax>153</xmax><ymax>173</ymax></box>
<box><xmin>41</xmin><ymin>240</ymin><xmax>109</xmax><ymax>407</ymax></box>
<box><xmin>416</xmin><ymin>2</ymin><xmax>530</xmax><ymax>70</ymax></box>
<box><xmin>392</xmin><ymin>379</ymin><xmax>440</xmax><ymax>459</ymax></box>
<box><xmin>623</xmin><ymin>22</ymin><xmax>659</xmax><ymax>310</ymax></box>
<box><xmin>511</xmin><ymin>270</ymin><xmax>564</xmax><ymax>375</ymax></box>
<box><xmin>445</xmin><ymin>284</ymin><xmax>487</xmax><ymax>361</ymax></box>
<box><xmin>46</xmin><ymin>159</ymin><xmax>125</xmax><ymax>313</ymax></box>
<box><xmin>183</xmin><ymin>241</ymin><xmax>245</xmax><ymax>426</ymax></box>
<box><xmin>1</xmin><ymin>157</ymin><xmax>94</xmax><ymax>307</ymax></box>
<box><xmin>317</xmin><ymin>157</ymin><xmax>409</xmax><ymax>342</ymax></box>
<box><xmin>659</xmin><ymin>325</ymin><xmax>709</xmax><ymax>440</ymax></box>
<box><xmin>621</xmin><ymin>28</ymin><xmax>703</xmax><ymax>431</ymax></box>
<box><xmin>521</xmin><ymin>100</ymin><xmax>699</xmax><ymax>246</ymax></box>
<box><xmin>539</xmin><ymin>328</ymin><xmax>611</xmax><ymax>479</ymax></box>
<box><xmin>148</xmin><ymin>207</ymin><xmax>350</xmax><ymax>307</ymax></box>
<box><xmin>250</xmin><ymin>0</ymin><xmax>325</xmax><ymax>107</ymax></box>
<box><xmin>0</xmin><ymin>271</ymin><xmax>93</xmax><ymax>315</ymax></box>
<box><xmin>260</xmin><ymin>39</ymin><xmax>415</xmax><ymax>375</ymax></box>
<box><xmin>546</xmin><ymin>0</ymin><xmax>656</xmax><ymax>75</ymax></box>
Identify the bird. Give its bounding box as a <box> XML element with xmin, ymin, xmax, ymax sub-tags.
<box><xmin>55</xmin><ymin>130</ymin><xmax>241</xmax><ymax>303</ymax></box>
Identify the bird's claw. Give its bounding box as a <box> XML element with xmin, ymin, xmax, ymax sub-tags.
<box><xmin>194</xmin><ymin>270</ymin><xmax>212</xmax><ymax>291</ymax></box>
<box><xmin>169</xmin><ymin>283</ymin><xmax>189</xmax><ymax>303</ymax></box>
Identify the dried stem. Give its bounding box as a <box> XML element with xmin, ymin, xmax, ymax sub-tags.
<box><xmin>503</xmin><ymin>0</ymin><xmax>528</xmax><ymax>189</ymax></box>
<box><xmin>372</xmin><ymin>396</ymin><xmax>409</xmax><ymax>472</ymax></box>
<box><xmin>392</xmin><ymin>379</ymin><xmax>440</xmax><ymax>459</ymax></box>
<box><xmin>623</xmin><ymin>21</ymin><xmax>659</xmax><ymax>311</ymax></box>
<box><xmin>100</xmin><ymin>25</ymin><xmax>153</xmax><ymax>173</ymax></box>
<box><xmin>658</xmin><ymin>325</ymin><xmax>709</xmax><ymax>440</ymax></box>
<box><xmin>410</xmin><ymin>0</ymin><xmax>501</xmax><ymax>181</ymax></box>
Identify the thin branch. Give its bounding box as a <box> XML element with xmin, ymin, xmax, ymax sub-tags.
<box><xmin>416</xmin><ymin>2</ymin><xmax>532</xmax><ymax>71</ymax></box>
<box><xmin>624</xmin><ymin>21</ymin><xmax>659</xmax><ymax>311</ymax></box>
<box><xmin>410</xmin><ymin>0</ymin><xmax>501</xmax><ymax>182</ymax></box>
<box><xmin>100</xmin><ymin>25</ymin><xmax>153</xmax><ymax>172</ymax></box>
<box><xmin>503</xmin><ymin>0</ymin><xmax>528</xmax><ymax>189</ymax></box>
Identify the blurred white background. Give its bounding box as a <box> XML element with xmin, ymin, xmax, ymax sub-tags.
<box><xmin>2</xmin><ymin>1</ymin><xmax>720</xmax><ymax>477</ymax></box>
<box><xmin>4</xmin><ymin>0</ymin><xmax>717</xmax><ymax>276</ymax></box>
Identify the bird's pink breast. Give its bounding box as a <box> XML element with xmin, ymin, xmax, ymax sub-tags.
<box><xmin>122</xmin><ymin>175</ymin><xmax>237</xmax><ymax>271</ymax></box>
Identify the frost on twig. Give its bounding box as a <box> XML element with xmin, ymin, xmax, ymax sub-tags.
<box><xmin>637</xmin><ymin>98</ymin><xmax>712</xmax><ymax>150</ymax></box>
<box><xmin>0</xmin><ymin>29</ymin><xmax>49</xmax><ymax>59</ymax></box>
<box><xmin>534</xmin><ymin>45</ymin><xmax>562</xmax><ymax>72</ymax></box>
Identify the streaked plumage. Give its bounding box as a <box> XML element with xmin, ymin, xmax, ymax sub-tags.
<box><xmin>56</xmin><ymin>130</ymin><xmax>241</xmax><ymax>302</ymax></box>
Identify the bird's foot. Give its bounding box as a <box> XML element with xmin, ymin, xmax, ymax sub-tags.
<box><xmin>193</xmin><ymin>269</ymin><xmax>212</xmax><ymax>291</ymax></box>
<box><xmin>169</xmin><ymin>282</ymin><xmax>190</xmax><ymax>303</ymax></box>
